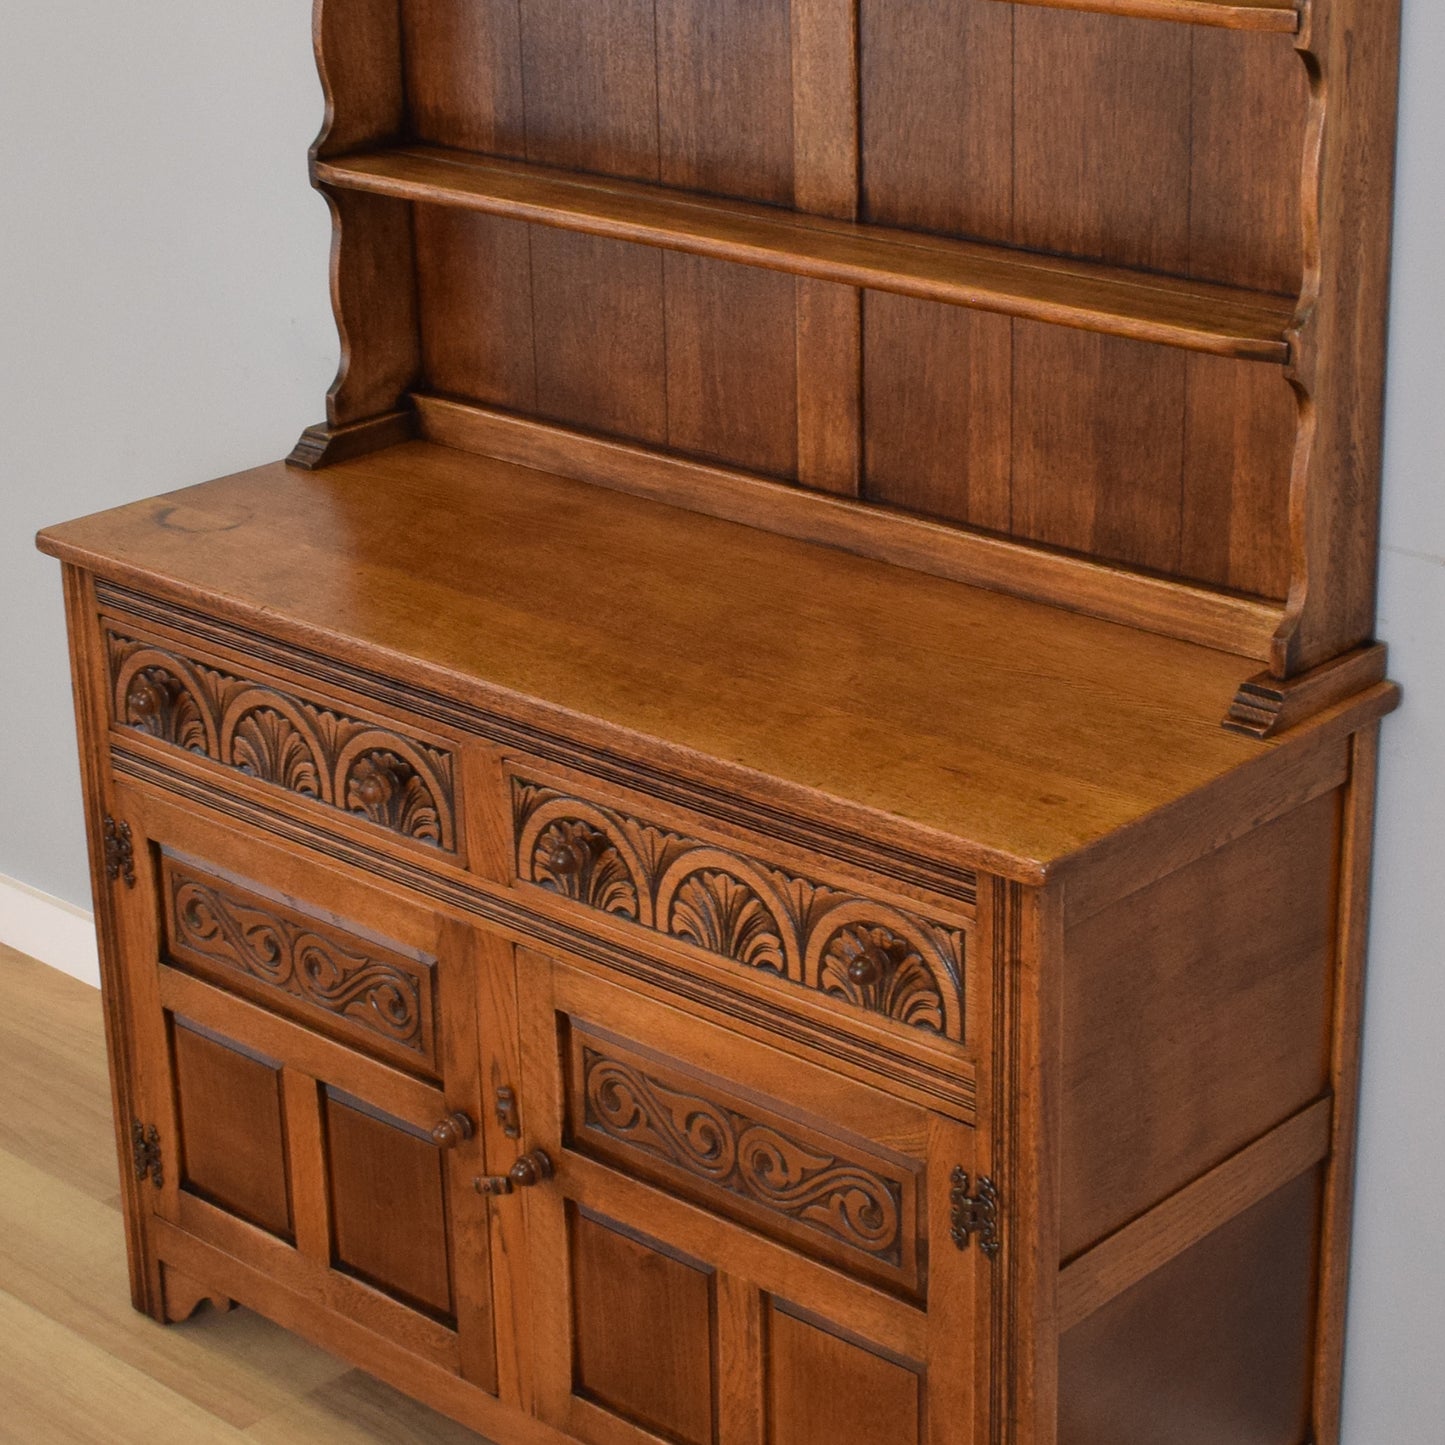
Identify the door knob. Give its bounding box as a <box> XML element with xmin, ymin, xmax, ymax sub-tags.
<box><xmin>475</xmin><ymin>1149</ymin><xmax>555</xmax><ymax>1195</ymax></box>
<box><xmin>430</xmin><ymin>1112</ymin><xmax>475</xmax><ymax>1149</ymax></box>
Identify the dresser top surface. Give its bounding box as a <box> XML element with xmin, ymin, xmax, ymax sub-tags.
<box><xmin>41</xmin><ymin>441</ymin><xmax>1345</xmax><ymax>877</ymax></box>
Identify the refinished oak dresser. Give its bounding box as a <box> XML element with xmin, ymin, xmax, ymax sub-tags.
<box><xmin>38</xmin><ymin>2</ymin><xmax>1402</xmax><ymax>1442</ymax></box>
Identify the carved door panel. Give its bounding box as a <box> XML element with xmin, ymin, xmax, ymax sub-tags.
<box><xmin>106</xmin><ymin>786</ymin><xmax>499</xmax><ymax>1390</ymax></box>
<box><xmin>513</xmin><ymin>947</ymin><xmax>990</xmax><ymax>1445</ymax></box>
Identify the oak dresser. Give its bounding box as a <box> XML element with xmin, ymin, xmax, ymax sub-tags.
<box><xmin>37</xmin><ymin>2</ymin><xmax>1402</xmax><ymax>1442</ymax></box>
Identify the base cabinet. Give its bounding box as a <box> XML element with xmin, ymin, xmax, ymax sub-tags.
<box><xmin>98</xmin><ymin>780</ymin><xmax>994</xmax><ymax>1444</ymax></box>
<box><xmin>58</xmin><ymin>579</ymin><xmax>1387</xmax><ymax>1445</ymax></box>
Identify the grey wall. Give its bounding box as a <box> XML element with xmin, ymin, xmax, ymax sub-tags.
<box><xmin>1</xmin><ymin>2</ymin><xmax>1441</xmax><ymax>1436</ymax></box>
<box><xmin>0</xmin><ymin>2</ymin><xmax>333</xmax><ymax>902</ymax></box>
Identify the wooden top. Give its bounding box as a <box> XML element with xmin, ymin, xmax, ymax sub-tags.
<box><xmin>38</xmin><ymin>443</ymin><xmax>1389</xmax><ymax>882</ymax></box>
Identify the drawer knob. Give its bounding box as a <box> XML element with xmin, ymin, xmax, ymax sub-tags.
<box><xmin>127</xmin><ymin>675</ymin><xmax>166</xmax><ymax>722</ymax></box>
<box><xmin>430</xmin><ymin>1112</ymin><xmax>475</xmax><ymax>1149</ymax></box>
<box><xmin>544</xmin><ymin>837</ymin><xmax>593</xmax><ymax>876</ymax></box>
<box><xmin>846</xmin><ymin>943</ymin><xmax>889</xmax><ymax>988</ymax></box>
<box><xmin>475</xmin><ymin>1149</ymin><xmax>555</xmax><ymax>1196</ymax></box>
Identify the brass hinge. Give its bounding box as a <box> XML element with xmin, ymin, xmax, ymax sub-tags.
<box><xmin>950</xmin><ymin>1168</ymin><xmax>1001</xmax><ymax>1259</ymax></box>
<box><xmin>104</xmin><ymin>816</ymin><xmax>137</xmax><ymax>889</ymax></box>
<box><xmin>132</xmin><ymin>1121</ymin><xmax>163</xmax><ymax>1188</ymax></box>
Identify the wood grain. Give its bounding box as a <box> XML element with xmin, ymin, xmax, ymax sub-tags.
<box><xmin>1060</xmin><ymin>792</ymin><xmax>1340</xmax><ymax>1256</ymax></box>
<box><xmin>766</xmin><ymin>1304</ymin><xmax>922</xmax><ymax>1445</ymax></box>
<box><xmin>415</xmin><ymin>397</ymin><xmax>1284</xmax><ymax>660</ymax></box>
<box><xmin>662</xmin><ymin>252</ymin><xmax>799</xmax><ymax>479</ymax></box>
<box><xmin>1058</xmin><ymin>1173</ymin><xmax>1320</xmax><ymax>1445</ymax></box>
<box><xmin>655</xmin><ymin>0</ymin><xmax>794</xmax><ymax>204</ymax></box>
<box><xmin>981</xmin><ymin>0</ymin><xmax>1300</xmax><ymax>27</ymax></box>
<box><xmin>1057</xmin><ymin>1098</ymin><xmax>1331</xmax><ymax>1331</ymax></box>
<box><xmin>569</xmin><ymin>1210</ymin><xmax>716</xmax><ymax>1445</ymax></box>
<box><xmin>401</xmin><ymin>0</ymin><xmax>526</xmax><ymax>157</ymax></box>
<box><xmin>517</xmin><ymin>0</ymin><xmax>660</xmax><ymax>181</ymax></box>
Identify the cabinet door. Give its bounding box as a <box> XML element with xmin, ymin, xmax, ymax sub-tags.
<box><xmin>109</xmin><ymin>788</ymin><xmax>499</xmax><ymax>1390</ymax></box>
<box><xmin>512</xmin><ymin>947</ymin><xmax>989</xmax><ymax>1445</ymax></box>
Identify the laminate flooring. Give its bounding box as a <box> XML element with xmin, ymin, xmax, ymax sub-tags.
<box><xmin>0</xmin><ymin>942</ymin><xmax>490</xmax><ymax>1443</ymax></box>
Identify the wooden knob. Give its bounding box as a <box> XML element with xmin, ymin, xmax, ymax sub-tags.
<box><xmin>508</xmin><ymin>1149</ymin><xmax>555</xmax><ymax>1188</ymax></box>
<box><xmin>430</xmin><ymin>1112</ymin><xmax>475</xmax><ymax>1149</ymax></box>
<box><xmin>352</xmin><ymin>755</ymin><xmax>404</xmax><ymax>810</ymax></box>
<box><xmin>847</xmin><ymin>945</ymin><xmax>887</xmax><ymax>988</ymax></box>
<box><xmin>475</xmin><ymin>1149</ymin><xmax>555</xmax><ymax>1196</ymax></box>
<box><xmin>545</xmin><ymin>838</ymin><xmax>589</xmax><ymax>876</ymax></box>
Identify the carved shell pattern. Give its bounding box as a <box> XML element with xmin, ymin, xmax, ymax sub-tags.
<box><xmin>817</xmin><ymin>924</ymin><xmax>949</xmax><ymax>1036</ymax></box>
<box><xmin>108</xmin><ymin>634</ymin><xmax>455</xmax><ymax>849</ymax></box>
<box><xmin>123</xmin><ymin>667</ymin><xmax>209</xmax><ymax>754</ymax></box>
<box><xmin>514</xmin><ymin>780</ymin><xmax>966</xmax><ymax>1040</ymax></box>
<box><xmin>532</xmin><ymin>819</ymin><xmax>640</xmax><ymax>918</ymax></box>
<box><xmin>584</xmin><ymin>1049</ymin><xmax>903</xmax><ymax>1262</ymax></box>
<box><xmin>231</xmin><ymin>707</ymin><xmax>324</xmax><ymax>797</ymax></box>
<box><xmin>668</xmin><ymin>871</ymin><xmax>787</xmax><ymax>975</ymax></box>
<box><xmin>170</xmin><ymin>874</ymin><xmax>423</xmax><ymax>1048</ymax></box>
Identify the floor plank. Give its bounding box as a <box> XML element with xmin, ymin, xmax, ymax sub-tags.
<box><xmin>0</xmin><ymin>947</ymin><xmax>492</xmax><ymax>1442</ymax></box>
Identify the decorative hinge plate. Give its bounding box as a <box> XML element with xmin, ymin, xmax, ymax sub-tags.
<box><xmin>132</xmin><ymin>1120</ymin><xmax>163</xmax><ymax>1188</ymax></box>
<box><xmin>104</xmin><ymin>816</ymin><xmax>137</xmax><ymax>889</ymax></box>
<box><xmin>950</xmin><ymin>1168</ymin><xmax>1001</xmax><ymax>1259</ymax></box>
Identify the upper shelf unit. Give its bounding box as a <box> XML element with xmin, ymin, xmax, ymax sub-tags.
<box><xmin>978</xmin><ymin>0</ymin><xmax>1301</xmax><ymax>31</ymax></box>
<box><xmin>303</xmin><ymin>0</ymin><xmax>1401</xmax><ymax>690</ymax></box>
<box><xmin>317</xmin><ymin>146</ymin><xmax>1296</xmax><ymax>363</ymax></box>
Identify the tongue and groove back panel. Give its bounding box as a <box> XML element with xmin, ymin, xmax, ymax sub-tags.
<box><xmin>311</xmin><ymin>0</ymin><xmax>1400</xmax><ymax>673</ymax></box>
<box><xmin>394</xmin><ymin>0</ymin><xmax>1302</xmax><ymax>599</ymax></box>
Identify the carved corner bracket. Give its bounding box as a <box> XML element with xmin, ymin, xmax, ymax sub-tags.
<box><xmin>1224</xmin><ymin>643</ymin><xmax>1391</xmax><ymax>738</ymax></box>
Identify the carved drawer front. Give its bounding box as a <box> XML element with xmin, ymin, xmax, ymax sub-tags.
<box><xmin>564</xmin><ymin>1019</ymin><xmax>925</xmax><ymax>1300</ymax></box>
<box><xmin>511</xmin><ymin>770</ymin><xmax>972</xmax><ymax>1047</ymax></box>
<box><xmin>105</xmin><ymin>625</ymin><xmax>460</xmax><ymax>856</ymax></box>
<box><xmin>160</xmin><ymin>852</ymin><xmax>439</xmax><ymax>1078</ymax></box>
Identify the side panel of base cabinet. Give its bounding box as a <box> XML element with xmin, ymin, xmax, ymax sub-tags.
<box><xmin>1053</xmin><ymin>728</ymin><xmax>1380</xmax><ymax>1445</ymax></box>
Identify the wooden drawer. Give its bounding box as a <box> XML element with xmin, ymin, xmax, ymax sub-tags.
<box><xmin>100</xmin><ymin>607</ymin><xmax>465</xmax><ymax>861</ymax></box>
<box><xmin>508</xmin><ymin>762</ymin><xmax>975</xmax><ymax>1049</ymax></box>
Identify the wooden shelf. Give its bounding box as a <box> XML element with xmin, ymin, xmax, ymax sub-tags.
<box><xmin>979</xmin><ymin>0</ymin><xmax>1301</xmax><ymax>30</ymax></box>
<box><xmin>316</xmin><ymin>146</ymin><xmax>1297</xmax><ymax>364</ymax></box>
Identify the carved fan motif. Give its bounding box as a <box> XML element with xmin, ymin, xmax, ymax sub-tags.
<box><xmin>124</xmin><ymin>667</ymin><xmax>208</xmax><ymax>753</ymax></box>
<box><xmin>345</xmin><ymin>751</ymin><xmax>444</xmax><ymax>846</ymax></box>
<box><xmin>532</xmin><ymin>819</ymin><xmax>640</xmax><ymax>918</ymax></box>
<box><xmin>107</xmin><ymin>633</ymin><xmax>456</xmax><ymax>849</ymax></box>
<box><xmin>667</xmin><ymin>870</ymin><xmax>787</xmax><ymax>974</ymax></box>
<box><xmin>817</xmin><ymin>924</ymin><xmax>947</xmax><ymax>1035</ymax></box>
<box><xmin>582</xmin><ymin>1048</ymin><xmax>903</xmax><ymax>1263</ymax></box>
<box><xmin>512</xmin><ymin>776</ymin><xmax>967</xmax><ymax>1040</ymax></box>
<box><xmin>230</xmin><ymin>707</ymin><xmax>324</xmax><ymax>798</ymax></box>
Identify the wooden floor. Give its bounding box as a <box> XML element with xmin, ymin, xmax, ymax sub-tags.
<box><xmin>0</xmin><ymin>942</ymin><xmax>493</xmax><ymax>1444</ymax></box>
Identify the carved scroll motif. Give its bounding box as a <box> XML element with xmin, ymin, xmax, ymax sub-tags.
<box><xmin>108</xmin><ymin>633</ymin><xmax>455</xmax><ymax>850</ymax></box>
<box><xmin>583</xmin><ymin>1047</ymin><xmax>904</xmax><ymax>1264</ymax></box>
<box><xmin>166</xmin><ymin>862</ymin><xmax>427</xmax><ymax>1054</ymax></box>
<box><xmin>514</xmin><ymin>779</ymin><xmax>966</xmax><ymax>1040</ymax></box>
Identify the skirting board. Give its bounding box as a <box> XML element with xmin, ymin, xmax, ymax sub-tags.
<box><xmin>0</xmin><ymin>872</ymin><xmax>99</xmax><ymax>988</ymax></box>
